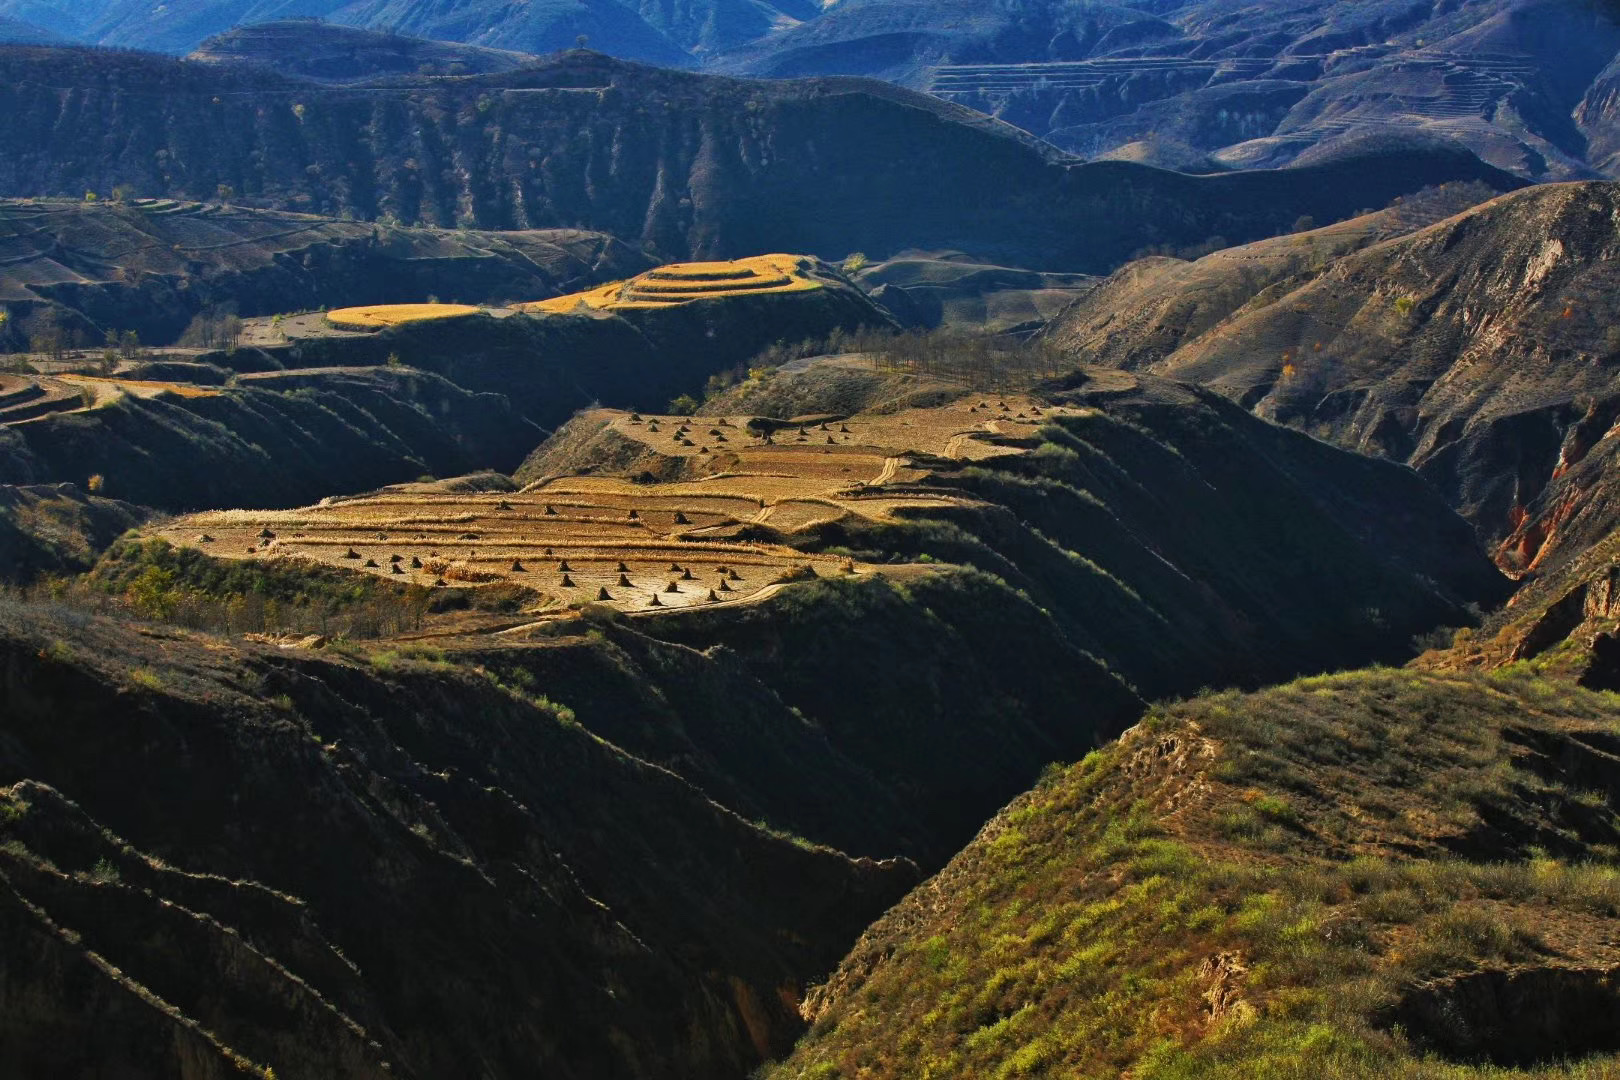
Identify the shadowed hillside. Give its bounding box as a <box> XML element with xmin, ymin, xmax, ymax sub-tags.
<box><xmin>0</xmin><ymin>255</ymin><xmax>894</xmax><ymax>509</ymax></box>
<box><xmin>0</xmin><ymin>367</ymin><xmax>538</xmax><ymax>511</ymax></box>
<box><xmin>60</xmin><ymin>368</ymin><xmax>1506</xmax><ymax>864</ymax></box>
<box><xmin>17</xmin><ymin>1</ymin><xmax>1620</xmax><ymax>184</ymax></box>
<box><xmin>0</xmin><ymin>198</ymin><xmax>651</xmax><ymax>347</ymax></box>
<box><xmin>0</xmin><ymin>270</ymin><xmax>1530</xmax><ymax>1079</ymax></box>
<box><xmin>0</xmin><ymin>48</ymin><xmax>1523</xmax><ymax>272</ymax></box>
<box><xmin>0</xmin><ymin>482</ymin><xmax>151</xmax><ymax>581</ymax></box>
<box><xmin>1</xmin><ymin>11</ymin><xmax>1612</xmax><ymax>1079</ymax></box>
<box><xmin>0</xmin><ymin>600</ymin><xmax>917</xmax><ymax>1078</ymax></box>
<box><xmin>4</xmin><ymin>0</ymin><xmax>815</xmax><ymax>59</ymax></box>
<box><xmin>0</xmin><ymin>357</ymin><xmax>1519</xmax><ymax>1075</ymax></box>
<box><xmin>190</xmin><ymin>20</ymin><xmax>544</xmax><ymax>81</ymax></box>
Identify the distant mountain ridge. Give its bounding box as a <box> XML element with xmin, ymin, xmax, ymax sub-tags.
<box><xmin>0</xmin><ymin>47</ymin><xmax>1522</xmax><ymax>273</ymax></box>
<box><xmin>0</xmin><ymin>0</ymin><xmax>813</xmax><ymax>65</ymax></box>
<box><xmin>189</xmin><ymin>19</ymin><xmax>544</xmax><ymax>80</ymax></box>
<box><xmin>0</xmin><ymin>15</ymin><xmax>59</xmax><ymax>43</ymax></box>
<box><xmin>715</xmin><ymin>0</ymin><xmax>1620</xmax><ymax>180</ymax></box>
<box><xmin>10</xmin><ymin>0</ymin><xmax>1620</xmax><ymax>179</ymax></box>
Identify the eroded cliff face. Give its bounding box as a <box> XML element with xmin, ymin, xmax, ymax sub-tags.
<box><xmin>1048</xmin><ymin>181</ymin><xmax>1620</xmax><ymax>574</ymax></box>
<box><xmin>0</xmin><ymin>49</ymin><xmax>1520</xmax><ymax>271</ymax></box>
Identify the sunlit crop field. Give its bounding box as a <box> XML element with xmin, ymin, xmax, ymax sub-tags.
<box><xmin>520</xmin><ymin>254</ymin><xmax>823</xmax><ymax>314</ymax></box>
<box><xmin>149</xmin><ymin>391</ymin><xmax>1069</xmax><ymax>624</ymax></box>
<box><xmin>325</xmin><ymin>303</ymin><xmax>484</xmax><ymax>330</ymax></box>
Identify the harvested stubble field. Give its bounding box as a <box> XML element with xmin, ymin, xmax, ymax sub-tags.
<box><xmin>148</xmin><ymin>391</ymin><xmax>1071</xmax><ymax>622</ymax></box>
<box><xmin>520</xmin><ymin>255</ymin><xmax>823</xmax><ymax>313</ymax></box>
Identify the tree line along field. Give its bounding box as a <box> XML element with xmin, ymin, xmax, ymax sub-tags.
<box><xmin>145</xmin><ymin>391</ymin><xmax>1068</xmax><ymax>622</ymax></box>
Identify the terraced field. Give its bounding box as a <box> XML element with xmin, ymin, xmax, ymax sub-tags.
<box><xmin>521</xmin><ymin>255</ymin><xmax>823</xmax><ymax>313</ymax></box>
<box><xmin>929</xmin><ymin>55</ymin><xmax>1277</xmax><ymax>98</ymax></box>
<box><xmin>925</xmin><ymin>45</ymin><xmax>1556</xmax><ymax>172</ymax></box>
<box><xmin>149</xmin><ymin>391</ymin><xmax>1068</xmax><ymax>622</ymax></box>
<box><xmin>0</xmin><ymin>372</ymin><xmax>218</xmax><ymax>426</ymax></box>
<box><xmin>325</xmin><ymin>302</ymin><xmax>485</xmax><ymax>330</ymax></box>
<box><xmin>313</xmin><ymin>254</ymin><xmax>831</xmax><ymax>332</ymax></box>
<box><xmin>0</xmin><ymin>373</ymin><xmax>80</xmax><ymax>424</ymax></box>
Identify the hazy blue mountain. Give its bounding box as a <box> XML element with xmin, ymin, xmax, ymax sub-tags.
<box><xmin>10</xmin><ymin>0</ymin><xmax>1620</xmax><ymax>178</ymax></box>
<box><xmin>0</xmin><ymin>14</ymin><xmax>63</xmax><ymax>42</ymax></box>
<box><xmin>714</xmin><ymin>0</ymin><xmax>1620</xmax><ymax>179</ymax></box>
<box><xmin>332</xmin><ymin>0</ymin><xmax>691</xmax><ymax>66</ymax></box>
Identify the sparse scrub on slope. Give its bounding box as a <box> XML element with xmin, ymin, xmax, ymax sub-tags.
<box><xmin>771</xmin><ymin>670</ymin><xmax>1620</xmax><ymax>1079</ymax></box>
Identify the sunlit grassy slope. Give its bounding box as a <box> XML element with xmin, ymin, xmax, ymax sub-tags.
<box><xmin>772</xmin><ymin>668</ymin><xmax>1620</xmax><ymax>1080</ymax></box>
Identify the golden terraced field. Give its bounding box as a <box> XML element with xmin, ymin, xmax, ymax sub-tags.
<box><xmin>150</xmin><ymin>393</ymin><xmax>1068</xmax><ymax>622</ymax></box>
<box><xmin>324</xmin><ymin>303</ymin><xmax>484</xmax><ymax>330</ymax></box>
<box><xmin>0</xmin><ymin>372</ymin><xmax>221</xmax><ymax>426</ymax></box>
<box><xmin>520</xmin><ymin>254</ymin><xmax>823</xmax><ymax>313</ymax></box>
<box><xmin>315</xmin><ymin>254</ymin><xmax>824</xmax><ymax>333</ymax></box>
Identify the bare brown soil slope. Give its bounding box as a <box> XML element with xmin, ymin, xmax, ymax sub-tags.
<box><xmin>1048</xmin><ymin>181</ymin><xmax>1620</xmax><ymax>580</ymax></box>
